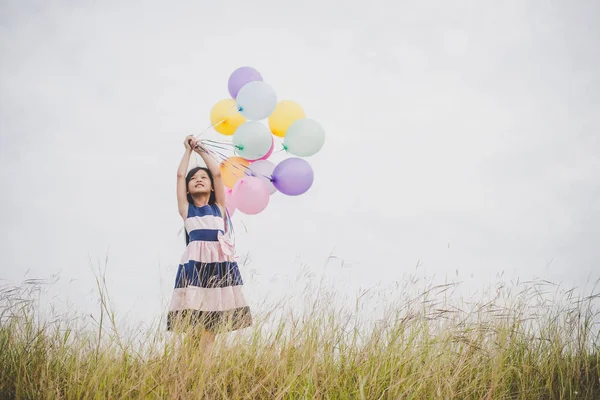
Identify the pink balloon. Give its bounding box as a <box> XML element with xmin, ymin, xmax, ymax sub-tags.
<box><xmin>245</xmin><ymin>135</ymin><xmax>274</xmax><ymax>162</ymax></box>
<box><xmin>232</xmin><ymin>176</ymin><xmax>270</xmax><ymax>215</ymax></box>
<box><xmin>258</xmin><ymin>136</ymin><xmax>275</xmax><ymax>160</ymax></box>
<box><xmin>224</xmin><ymin>187</ymin><xmax>236</xmax><ymax>215</ymax></box>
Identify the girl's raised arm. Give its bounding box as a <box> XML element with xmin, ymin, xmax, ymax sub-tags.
<box><xmin>176</xmin><ymin>136</ymin><xmax>194</xmax><ymax>219</ymax></box>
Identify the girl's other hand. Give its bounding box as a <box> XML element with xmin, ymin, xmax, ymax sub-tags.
<box><xmin>184</xmin><ymin>135</ymin><xmax>197</xmax><ymax>150</ymax></box>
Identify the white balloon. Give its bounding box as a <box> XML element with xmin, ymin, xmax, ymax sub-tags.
<box><xmin>236</xmin><ymin>81</ymin><xmax>277</xmax><ymax>120</ymax></box>
<box><xmin>246</xmin><ymin>160</ymin><xmax>277</xmax><ymax>194</ymax></box>
<box><xmin>283</xmin><ymin>118</ymin><xmax>325</xmax><ymax>157</ymax></box>
<box><xmin>232</xmin><ymin>121</ymin><xmax>272</xmax><ymax>160</ymax></box>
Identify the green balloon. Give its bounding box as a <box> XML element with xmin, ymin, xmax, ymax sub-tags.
<box><xmin>283</xmin><ymin>118</ymin><xmax>325</xmax><ymax>157</ymax></box>
<box><xmin>233</xmin><ymin>121</ymin><xmax>272</xmax><ymax>160</ymax></box>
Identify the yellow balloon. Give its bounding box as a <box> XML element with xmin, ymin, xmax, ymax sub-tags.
<box><xmin>220</xmin><ymin>156</ymin><xmax>250</xmax><ymax>189</ymax></box>
<box><xmin>268</xmin><ymin>100</ymin><xmax>306</xmax><ymax>137</ymax></box>
<box><xmin>210</xmin><ymin>99</ymin><xmax>246</xmax><ymax>136</ymax></box>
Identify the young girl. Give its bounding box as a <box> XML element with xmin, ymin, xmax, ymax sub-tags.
<box><xmin>167</xmin><ymin>135</ymin><xmax>252</xmax><ymax>352</ymax></box>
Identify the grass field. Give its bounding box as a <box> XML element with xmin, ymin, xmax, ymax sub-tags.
<box><xmin>1</xmin><ymin>273</ymin><xmax>599</xmax><ymax>399</ymax></box>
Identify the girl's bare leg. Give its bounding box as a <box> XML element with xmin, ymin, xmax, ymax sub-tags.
<box><xmin>200</xmin><ymin>330</ymin><xmax>216</xmax><ymax>355</ymax></box>
<box><xmin>185</xmin><ymin>328</ymin><xmax>216</xmax><ymax>356</ymax></box>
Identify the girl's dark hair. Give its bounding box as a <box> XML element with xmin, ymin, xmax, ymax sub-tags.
<box><xmin>185</xmin><ymin>167</ymin><xmax>216</xmax><ymax>205</ymax></box>
<box><xmin>184</xmin><ymin>167</ymin><xmax>216</xmax><ymax>245</ymax></box>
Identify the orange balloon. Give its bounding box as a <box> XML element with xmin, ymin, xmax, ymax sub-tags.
<box><xmin>220</xmin><ymin>156</ymin><xmax>250</xmax><ymax>189</ymax></box>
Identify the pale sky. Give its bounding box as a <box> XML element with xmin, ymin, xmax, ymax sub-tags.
<box><xmin>1</xmin><ymin>0</ymin><xmax>599</xmax><ymax>329</ymax></box>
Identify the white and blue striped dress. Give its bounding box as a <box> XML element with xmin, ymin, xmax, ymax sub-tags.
<box><xmin>167</xmin><ymin>203</ymin><xmax>252</xmax><ymax>332</ymax></box>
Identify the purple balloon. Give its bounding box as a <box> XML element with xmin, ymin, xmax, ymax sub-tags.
<box><xmin>228</xmin><ymin>67</ymin><xmax>263</xmax><ymax>99</ymax></box>
<box><xmin>272</xmin><ymin>157</ymin><xmax>314</xmax><ymax>196</ymax></box>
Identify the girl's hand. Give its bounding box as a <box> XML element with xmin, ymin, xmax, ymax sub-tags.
<box><xmin>194</xmin><ymin>142</ymin><xmax>208</xmax><ymax>154</ymax></box>
<box><xmin>184</xmin><ymin>135</ymin><xmax>197</xmax><ymax>150</ymax></box>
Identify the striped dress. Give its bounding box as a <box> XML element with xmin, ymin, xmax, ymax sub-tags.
<box><xmin>167</xmin><ymin>203</ymin><xmax>252</xmax><ymax>332</ymax></box>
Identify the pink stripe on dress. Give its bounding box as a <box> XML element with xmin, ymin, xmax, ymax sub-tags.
<box><xmin>169</xmin><ymin>285</ymin><xmax>248</xmax><ymax>312</ymax></box>
<box><xmin>184</xmin><ymin>215</ymin><xmax>224</xmax><ymax>232</ymax></box>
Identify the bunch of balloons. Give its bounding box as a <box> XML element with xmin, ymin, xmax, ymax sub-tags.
<box><xmin>202</xmin><ymin>66</ymin><xmax>325</xmax><ymax>215</ymax></box>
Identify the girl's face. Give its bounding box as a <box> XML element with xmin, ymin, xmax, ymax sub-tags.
<box><xmin>188</xmin><ymin>169</ymin><xmax>212</xmax><ymax>195</ymax></box>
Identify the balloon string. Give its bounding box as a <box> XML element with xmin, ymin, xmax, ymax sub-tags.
<box><xmin>218</xmin><ymin>152</ymin><xmax>273</xmax><ymax>181</ymax></box>
<box><xmin>200</xmin><ymin>147</ymin><xmax>229</xmax><ymax>163</ymax></box>
<box><xmin>194</xmin><ymin>103</ymin><xmax>239</xmax><ymax>139</ymax></box>
<box><xmin>194</xmin><ymin>119</ymin><xmax>223</xmax><ymax>139</ymax></box>
<box><xmin>200</xmin><ymin>140</ymin><xmax>235</xmax><ymax>151</ymax></box>
<box><xmin>205</xmin><ymin>149</ymin><xmax>258</xmax><ymax>178</ymax></box>
<box><xmin>199</xmin><ymin>139</ymin><xmax>274</xmax><ymax>182</ymax></box>
<box><xmin>201</xmin><ymin>144</ymin><xmax>229</xmax><ymax>161</ymax></box>
<box><xmin>202</xmin><ymin>139</ymin><xmax>235</xmax><ymax>147</ymax></box>
<box><xmin>197</xmin><ymin>140</ymin><xmax>235</xmax><ymax>159</ymax></box>
<box><xmin>201</xmin><ymin>142</ymin><xmax>232</xmax><ymax>152</ymax></box>
<box><xmin>199</xmin><ymin>141</ymin><xmax>237</xmax><ymax>164</ymax></box>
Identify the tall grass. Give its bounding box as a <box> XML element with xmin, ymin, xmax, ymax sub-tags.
<box><xmin>1</xmin><ymin>272</ymin><xmax>599</xmax><ymax>399</ymax></box>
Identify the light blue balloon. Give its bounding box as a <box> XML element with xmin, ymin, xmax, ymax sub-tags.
<box><xmin>233</xmin><ymin>121</ymin><xmax>273</xmax><ymax>160</ymax></box>
<box><xmin>236</xmin><ymin>81</ymin><xmax>277</xmax><ymax>120</ymax></box>
<box><xmin>283</xmin><ymin>118</ymin><xmax>325</xmax><ymax>157</ymax></box>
